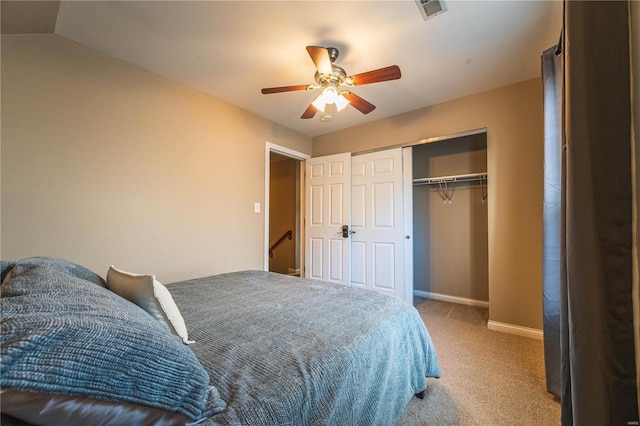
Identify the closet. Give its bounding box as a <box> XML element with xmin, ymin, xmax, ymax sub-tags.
<box><xmin>412</xmin><ymin>132</ymin><xmax>488</xmax><ymax>304</ymax></box>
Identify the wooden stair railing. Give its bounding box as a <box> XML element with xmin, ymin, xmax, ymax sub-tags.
<box><xmin>269</xmin><ymin>230</ymin><xmax>292</xmax><ymax>258</ymax></box>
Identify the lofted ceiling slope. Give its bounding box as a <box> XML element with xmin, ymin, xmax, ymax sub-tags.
<box><xmin>5</xmin><ymin>1</ymin><xmax>563</xmax><ymax>137</ymax></box>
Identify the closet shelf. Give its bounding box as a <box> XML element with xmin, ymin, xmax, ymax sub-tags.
<box><xmin>412</xmin><ymin>172</ymin><xmax>487</xmax><ymax>186</ymax></box>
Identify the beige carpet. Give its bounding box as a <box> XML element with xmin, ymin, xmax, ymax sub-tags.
<box><xmin>397</xmin><ymin>298</ymin><xmax>560</xmax><ymax>425</ymax></box>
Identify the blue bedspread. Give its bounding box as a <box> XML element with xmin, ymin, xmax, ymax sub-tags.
<box><xmin>168</xmin><ymin>270</ymin><xmax>440</xmax><ymax>426</ymax></box>
<box><xmin>1</xmin><ymin>258</ymin><xmax>224</xmax><ymax>422</ymax></box>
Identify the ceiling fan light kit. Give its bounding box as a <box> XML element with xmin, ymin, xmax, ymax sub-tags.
<box><xmin>312</xmin><ymin>86</ymin><xmax>349</xmax><ymax>112</ymax></box>
<box><xmin>261</xmin><ymin>46</ymin><xmax>401</xmax><ymax>121</ymax></box>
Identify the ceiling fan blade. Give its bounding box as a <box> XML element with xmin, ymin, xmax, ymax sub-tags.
<box><xmin>350</xmin><ymin>65</ymin><xmax>401</xmax><ymax>86</ymax></box>
<box><xmin>301</xmin><ymin>103</ymin><xmax>319</xmax><ymax>119</ymax></box>
<box><xmin>306</xmin><ymin>46</ymin><xmax>333</xmax><ymax>75</ymax></box>
<box><xmin>343</xmin><ymin>92</ymin><xmax>376</xmax><ymax>114</ymax></box>
<box><xmin>262</xmin><ymin>84</ymin><xmax>310</xmax><ymax>94</ymax></box>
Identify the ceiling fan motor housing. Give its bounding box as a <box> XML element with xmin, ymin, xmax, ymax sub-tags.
<box><xmin>315</xmin><ymin>65</ymin><xmax>347</xmax><ymax>87</ymax></box>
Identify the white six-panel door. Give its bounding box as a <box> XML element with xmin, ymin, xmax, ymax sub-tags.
<box><xmin>350</xmin><ymin>148</ymin><xmax>405</xmax><ymax>299</ymax></box>
<box><xmin>305</xmin><ymin>153</ymin><xmax>351</xmax><ymax>286</ymax></box>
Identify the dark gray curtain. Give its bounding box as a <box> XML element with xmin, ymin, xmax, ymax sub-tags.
<box><xmin>541</xmin><ymin>42</ymin><xmax>563</xmax><ymax>399</ymax></box>
<box><xmin>542</xmin><ymin>1</ymin><xmax>639</xmax><ymax>425</ymax></box>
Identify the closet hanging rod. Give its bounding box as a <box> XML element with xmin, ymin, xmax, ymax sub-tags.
<box><xmin>412</xmin><ymin>172</ymin><xmax>487</xmax><ymax>186</ymax></box>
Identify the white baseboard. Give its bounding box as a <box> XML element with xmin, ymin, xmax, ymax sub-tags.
<box><xmin>413</xmin><ymin>290</ymin><xmax>489</xmax><ymax>308</ymax></box>
<box><xmin>487</xmin><ymin>320</ymin><xmax>543</xmax><ymax>340</ymax></box>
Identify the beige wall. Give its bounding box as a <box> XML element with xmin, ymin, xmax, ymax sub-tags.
<box><xmin>1</xmin><ymin>35</ymin><xmax>311</xmax><ymax>283</ymax></box>
<box><xmin>313</xmin><ymin>79</ymin><xmax>544</xmax><ymax>330</ymax></box>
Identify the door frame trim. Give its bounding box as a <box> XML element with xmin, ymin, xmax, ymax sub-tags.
<box><xmin>264</xmin><ymin>142</ymin><xmax>310</xmax><ymax>271</ymax></box>
<box><xmin>402</xmin><ymin>147</ymin><xmax>414</xmax><ymax>302</ymax></box>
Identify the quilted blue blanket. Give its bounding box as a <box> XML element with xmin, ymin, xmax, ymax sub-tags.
<box><xmin>168</xmin><ymin>270</ymin><xmax>440</xmax><ymax>426</ymax></box>
<box><xmin>1</xmin><ymin>258</ymin><xmax>224</xmax><ymax>422</ymax></box>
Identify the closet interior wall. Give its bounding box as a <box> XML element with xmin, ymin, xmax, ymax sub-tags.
<box><xmin>412</xmin><ymin>133</ymin><xmax>489</xmax><ymax>302</ymax></box>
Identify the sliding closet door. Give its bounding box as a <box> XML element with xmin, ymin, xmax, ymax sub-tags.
<box><xmin>305</xmin><ymin>153</ymin><xmax>351</xmax><ymax>285</ymax></box>
<box><xmin>350</xmin><ymin>148</ymin><xmax>406</xmax><ymax>300</ymax></box>
<box><xmin>305</xmin><ymin>149</ymin><xmax>410</xmax><ymax>300</ymax></box>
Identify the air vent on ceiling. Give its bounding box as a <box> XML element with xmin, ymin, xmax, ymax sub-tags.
<box><xmin>416</xmin><ymin>0</ymin><xmax>447</xmax><ymax>21</ymax></box>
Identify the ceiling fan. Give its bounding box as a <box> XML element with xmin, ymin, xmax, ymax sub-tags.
<box><xmin>261</xmin><ymin>46</ymin><xmax>401</xmax><ymax>120</ymax></box>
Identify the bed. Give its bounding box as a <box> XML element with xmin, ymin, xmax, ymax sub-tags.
<box><xmin>1</xmin><ymin>257</ymin><xmax>440</xmax><ymax>425</ymax></box>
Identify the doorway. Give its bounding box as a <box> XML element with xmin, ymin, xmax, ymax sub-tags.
<box><xmin>264</xmin><ymin>142</ymin><xmax>310</xmax><ymax>275</ymax></box>
<box><xmin>411</xmin><ymin>132</ymin><xmax>489</xmax><ymax>306</ymax></box>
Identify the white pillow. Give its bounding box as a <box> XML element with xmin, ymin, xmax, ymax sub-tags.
<box><xmin>106</xmin><ymin>266</ymin><xmax>194</xmax><ymax>344</ymax></box>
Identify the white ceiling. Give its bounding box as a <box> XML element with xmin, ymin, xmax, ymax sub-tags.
<box><xmin>53</xmin><ymin>0</ymin><xmax>562</xmax><ymax>138</ymax></box>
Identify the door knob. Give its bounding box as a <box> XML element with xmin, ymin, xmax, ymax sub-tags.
<box><xmin>337</xmin><ymin>225</ymin><xmax>356</xmax><ymax>238</ymax></box>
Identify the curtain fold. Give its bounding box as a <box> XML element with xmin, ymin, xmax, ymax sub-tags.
<box><xmin>541</xmin><ymin>43</ymin><xmax>563</xmax><ymax>400</ymax></box>
<box><xmin>543</xmin><ymin>1</ymin><xmax>639</xmax><ymax>424</ymax></box>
